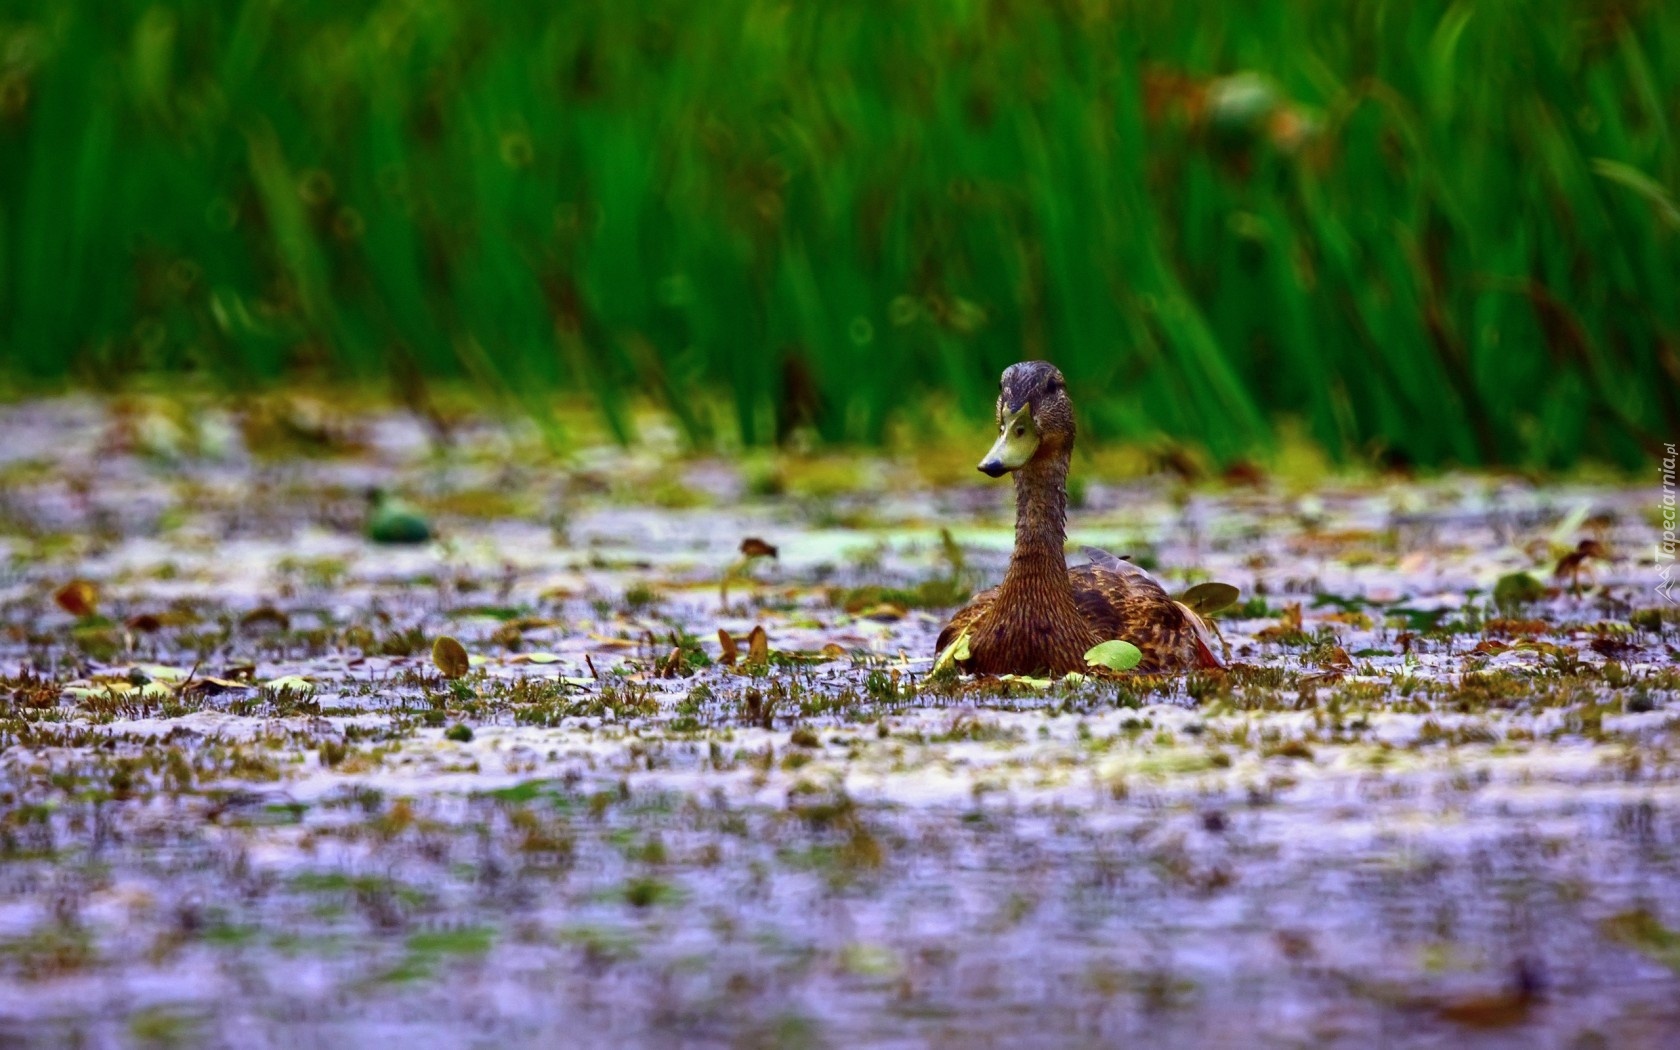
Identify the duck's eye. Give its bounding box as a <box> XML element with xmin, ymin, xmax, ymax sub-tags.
<box><xmin>1046</xmin><ymin>379</ymin><xmax>1062</xmax><ymax>395</ymax></box>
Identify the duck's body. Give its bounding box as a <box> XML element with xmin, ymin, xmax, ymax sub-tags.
<box><xmin>937</xmin><ymin>361</ymin><xmax>1222</xmax><ymax>677</ymax></box>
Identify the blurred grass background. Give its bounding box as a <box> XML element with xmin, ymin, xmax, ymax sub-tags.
<box><xmin>0</xmin><ymin>0</ymin><xmax>1676</xmax><ymax>468</ymax></box>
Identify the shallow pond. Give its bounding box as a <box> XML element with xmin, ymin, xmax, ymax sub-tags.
<box><xmin>1</xmin><ymin>396</ymin><xmax>1677</xmax><ymax>1048</ymax></box>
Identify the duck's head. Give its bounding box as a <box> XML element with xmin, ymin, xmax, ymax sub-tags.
<box><xmin>978</xmin><ymin>361</ymin><xmax>1073</xmax><ymax>477</ymax></box>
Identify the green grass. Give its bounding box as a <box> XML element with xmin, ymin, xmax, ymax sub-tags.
<box><xmin>1</xmin><ymin>1</ymin><xmax>1676</xmax><ymax>467</ymax></box>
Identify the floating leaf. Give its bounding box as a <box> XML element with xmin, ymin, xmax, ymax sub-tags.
<box><xmin>240</xmin><ymin>606</ymin><xmax>291</xmax><ymax>632</ymax></box>
<box><xmin>54</xmin><ymin>579</ymin><xmax>98</xmax><ymax>617</ymax></box>
<box><xmin>739</xmin><ymin>537</ymin><xmax>779</xmax><ymax>558</ymax></box>
<box><xmin>181</xmin><ymin>676</ymin><xmax>253</xmax><ymax>696</ymax></box>
<box><xmin>859</xmin><ymin>602</ymin><xmax>906</xmax><ymax>622</ymax></box>
<box><xmin>508</xmin><ymin>651</ymin><xmax>562</xmax><ymax>665</ymax></box>
<box><xmin>132</xmin><ymin>664</ymin><xmax>189</xmax><ymax>683</ymax></box>
<box><xmin>265</xmin><ymin>675</ymin><xmax>315</xmax><ymax>695</ymax></box>
<box><xmin>1180</xmin><ymin>582</ymin><xmax>1240</xmax><ymax>615</ymax></box>
<box><xmin>366</xmin><ymin>490</ymin><xmax>432</xmax><ymax>545</ymax></box>
<box><xmin>1601</xmin><ymin>908</ymin><xmax>1680</xmax><ymax>973</ymax></box>
<box><xmin>1493</xmin><ymin>571</ymin><xmax>1547</xmax><ymax>610</ymax></box>
<box><xmin>1084</xmin><ymin>639</ymin><xmax>1144</xmax><ymax>671</ymax></box>
<box><xmin>930</xmin><ymin>629</ymin><xmax>971</xmax><ymax>676</ymax></box>
<box><xmin>656</xmin><ymin>646</ymin><xmax>687</xmax><ymax>678</ymax></box>
<box><xmin>746</xmin><ymin>625</ymin><xmax>769</xmax><ymax>668</ymax></box>
<box><xmin>432</xmin><ymin>636</ymin><xmax>470</xmax><ymax>679</ymax></box>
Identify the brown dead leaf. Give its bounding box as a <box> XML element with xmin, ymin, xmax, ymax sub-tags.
<box><xmin>658</xmin><ymin>646</ymin><xmax>686</xmax><ymax>678</ymax></box>
<box><xmin>240</xmin><ymin>606</ymin><xmax>291</xmax><ymax>632</ymax></box>
<box><xmin>506</xmin><ymin>616</ymin><xmax>560</xmax><ymax>631</ymax></box>
<box><xmin>1485</xmin><ymin>618</ymin><xmax>1549</xmax><ymax>636</ymax></box>
<box><xmin>739</xmin><ymin>537</ymin><xmax>779</xmax><ymax>559</ymax></box>
<box><xmin>1590</xmin><ymin>636</ymin><xmax>1638</xmax><ymax>659</ymax></box>
<box><xmin>717</xmin><ymin>629</ymin><xmax>738</xmax><ymax>666</ymax></box>
<box><xmin>820</xmin><ymin>642</ymin><xmax>847</xmax><ymax>660</ymax></box>
<box><xmin>432</xmin><ymin>636</ymin><xmax>470</xmax><ymax>679</ymax></box>
<box><xmin>126</xmin><ymin>613</ymin><xmax>164</xmax><ymax>633</ymax></box>
<box><xmin>1430</xmin><ymin>959</ymin><xmax>1544</xmax><ymax>1030</ymax></box>
<box><xmin>1553</xmin><ymin>538</ymin><xmax>1607</xmax><ymax>577</ymax></box>
<box><xmin>1553</xmin><ymin>538</ymin><xmax>1608</xmax><ymax>594</ymax></box>
<box><xmin>1434</xmin><ymin>993</ymin><xmax>1535</xmax><ymax>1030</ymax></box>
<box><xmin>54</xmin><ymin>580</ymin><xmax>97</xmax><ymax>617</ymax></box>
<box><xmin>746</xmin><ymin>625</ymin><xmax>769</xmax><ymax>668</ymax></box>
<box><xmin>1255</xmin><ymin>604</ymin><xmax>1305</xmax><ymax>644</ymax></box>
<box><xmin>181</xmin><ymin>676</ymin><xmax>255</xmax><ymax>697</ymax></box>
<box><xmin>1221</xmin><ymin>460</ymin><xmax>1267</xmax><ymax>487</ymax></box>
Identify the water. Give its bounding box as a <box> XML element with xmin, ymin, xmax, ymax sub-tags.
<box><xmin>0</xmin><ymin>396</ymin><xmax>1676</xmax><ymax>1047</ymax></box>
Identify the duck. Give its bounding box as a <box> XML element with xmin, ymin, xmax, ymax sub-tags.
<box><xmin>936</xmin><ymin>361</ymin><xmax>1224</xmax><ymax>676</ymax></box>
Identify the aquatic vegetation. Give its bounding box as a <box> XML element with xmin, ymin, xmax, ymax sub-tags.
<box><xmin>0</xmin><ymin>398</ymin><xmax>1676</xmax><ymax>1044</ymax></box>
<box><xmin>3</xmin><ymin>3</ymin><xmax>1677</xmax><ymax>467</ymax></box>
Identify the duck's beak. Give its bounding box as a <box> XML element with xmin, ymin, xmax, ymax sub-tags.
<box><xmin>978</xmin><ymin>404</ymin><xmax>1039</xmax><ymax>477</ymax></box>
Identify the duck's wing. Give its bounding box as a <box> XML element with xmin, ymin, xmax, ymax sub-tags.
<box><xmin>936</xmin><ymin>586</ymin><xmax>998</xmax><ymax>656</ymax></box>
<box><xmin>1080</xmin><ymin>546</ymin><xmax>1166</xmax><ymax>587</ymax></box>
<box><xmin>1070</xmin><ymin>551</ymin><xmax>1222</xmax><ymax>671</ymax></box>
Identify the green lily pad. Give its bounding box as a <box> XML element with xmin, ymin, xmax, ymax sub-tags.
<box><xmin>1084</xmin><ymin>639</ymin><xmax>1143</xmax><ymax>671</ymax></box>
<box><xmin>1180</xmin><ymin>582</ymin><xmax>1240</xmax><ymax>615</ymax></box>
<box><xmin>366</xmin><ymin>490</ymin><xmax>432</xmax><ymax>545</ymax></box>
<box><xmin>1493</xmin><ymin>571</ymin><xmax>1547</xmax><ymax>610</ymax></box>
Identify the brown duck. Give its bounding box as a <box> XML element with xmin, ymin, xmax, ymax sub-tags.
<box><xmin>937</xmin><ymin>361</ymin><xmax>1223</xmax><ymax>676</ymax></box>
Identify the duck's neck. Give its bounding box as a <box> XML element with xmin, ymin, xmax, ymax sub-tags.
<box><xmin>998</xmin><ymin>451</ymin><xmax>1076</xmax><ymax>601</ymax></box>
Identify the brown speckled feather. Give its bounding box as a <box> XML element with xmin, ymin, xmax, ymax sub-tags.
<box><xmin>1069</xmin><ymin>549</ymin><xmax>1221</xmax><ymax>673</ymax></box>
<box><xmin>937</xmin><ymin>551</ymin><xmax>1221</xmax><ymax>676</ymax></box>
<box><xmin>935</xmin><ymin>587</ymin><xmax>996</xmax><ymax>655</ymax></box>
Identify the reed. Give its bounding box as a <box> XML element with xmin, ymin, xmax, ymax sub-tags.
<box><xmin>1</xmin><ymin>0</ymin><xmax>1675</xmax><ymax>467</ymax></box>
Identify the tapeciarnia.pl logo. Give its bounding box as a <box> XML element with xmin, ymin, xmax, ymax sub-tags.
<box><xmin>1660</xmin><ymin>442</ymin><xmax>1676</xmax><ymax>605</ymax></box>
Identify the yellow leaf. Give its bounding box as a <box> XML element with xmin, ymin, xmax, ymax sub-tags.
<box><xmin>432</xmin><ymin>636</ymin><xmax>470</xmax><ymax>679</ymax></box>
<box><xmin>54</xmin><ymin>579</ymin><xmax>98</xmax><ymax>617</ymax></box>
<box><xmin>930</xmin><ymin>629</ymin><xmax>971</xmax><ymax>676</ymax></box>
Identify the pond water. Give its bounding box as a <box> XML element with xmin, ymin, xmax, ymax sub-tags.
<box><xmin>1</xmin><ymin>396</ymin><xmax>1676</xmax><ymax>1048</ymax></box>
